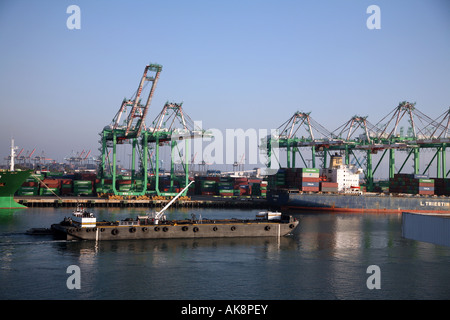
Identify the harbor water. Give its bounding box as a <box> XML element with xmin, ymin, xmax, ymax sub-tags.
<box><xmin>1</xmin><ymin>207</ymin><xmax>450</xmax><ymax>300</ymax></box>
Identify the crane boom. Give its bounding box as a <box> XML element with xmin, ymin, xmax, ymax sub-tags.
<box><xmin>154</xmin><ymin>180</ymin><xmax>194</xmax><ymax>222</ymax></box>
<box><xmin>124</xmin><ymin>63</ymin><xmax>162</xmax><ymax>138</ymax></box>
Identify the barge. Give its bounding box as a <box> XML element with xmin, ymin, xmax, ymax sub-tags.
<box><xmin>49</xmin><ymin>181</ymin><xmax>299</xmax><ymax>241</ymax></box>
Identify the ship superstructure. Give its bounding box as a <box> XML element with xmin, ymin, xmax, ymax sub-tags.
<box><xmin>320</xmin><ymin>154</ymin><xmax>362</xmax><ymax>192</ymax></box>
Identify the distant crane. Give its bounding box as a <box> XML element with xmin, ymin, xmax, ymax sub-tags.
<box><xmin>233</xmin><ymin>154</ymin><xmax>245</xmax><ymax>172</ymax></box>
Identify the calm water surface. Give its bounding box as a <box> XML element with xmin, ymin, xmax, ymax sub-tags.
<box><xmin>1</xmin><ymin>206</ymin><xmax>449</xmax><ymax>300</ymax></box>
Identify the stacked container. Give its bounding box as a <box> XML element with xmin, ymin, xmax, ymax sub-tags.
<box><xmin>249</xmin><ymin>179</ymin><xmax>267</xmax><ymax>197</ymax></box>
<box><xmin>17</xmin><ymin>174</ymin><xmax>42</xmax><ymax>196</ymax></box>
<box><xmin>282</xmin><ymin>168</ymin><xmax>320</xmax><ymax>191</ymax></box>
<box><xmin>218</xmin><ymin>177</ymin><xmax>234</xmax><ymax>196</ymax></box>
<box><xmin>117</xmin><ymin>179</ymin><xmax>132</xmax><ymax>192</ymax></box>
<box><xmin>267</xmin><ymin>169</ymin><xmax>286</xmax><ymax>190</ymax></box>
<box><xmin>96</xmin><ymin>179</ymin><xmax>113</xmax><ymax>194</ymax></box>
<box><xmin>60</xmin><ymin>179</ymin><xmax>73</xmax><ymax>196</ymax></box>
<box><xmin>320</xmin><ymin>182</ymin><xmax>338</xmax><ymax>192</ymax></box>
<box><xmin>268</xmin><ymin>168</ymin><xmax>324</xmax><ymax>191</ymax></box>
<box><xmin>16</xmin><ymin>171</ymin><xmax>270</xmax><ymax>198</ymax></box>
<box><xmin>298</xmin><ymin>168</ymin><xmax>320</xmax><ymax>192</ymax></box>
<box><xmin>389</xmin><ymin>174</ymin><xmax>434</xmax><ymax>195</ymax></box>
<box><xmin>39</xmin><ymin>178</ymin><xmax>61</xmax><ymax>196</ymax></box>
<box><xmin>234</xmin><ymin>177</ymin><xmax>250</xmax><ymax>196</ymax></box>
<box><xmin>434</xmin><ymin>178</ymin><xmax>450</xmax><ymax>196</ymax></box>
<box><xmin>73</xmin><ymin>180</ymin><xmax>93</xmax><ymax>196</ymax></box>
<box><xmin>195</xmin><ymin>177</ymin><xmax>218</xmax><ymax>195</ymax></box>
<box><xmin>260</xmin><ymin>181</ymin><xmax>267</xmax><ymax>197</ymax></box>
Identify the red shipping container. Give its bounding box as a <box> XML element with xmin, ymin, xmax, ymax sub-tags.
<box><xmin>300</xmin><ymin>187</ymin><xmax>319</xmax><ymax>192</ymax></box>
<box><xmin>59</xmin><ymin>179</ymin><xmax>72</xmax><ymax>185</ymax></box>
<box><xmin>41</xmin><ymin>179</ymin><xmax>60</xmax><ymax>188</ymax></box>
<box><xmin>321</xmin><ymin>182</ymin><xmax>338</xmax><ymax>187</ymax></box>
<box><xmin>300</xmin><ymin>177</ymin><xmax>320</xmax><ymax>183</ymax></box>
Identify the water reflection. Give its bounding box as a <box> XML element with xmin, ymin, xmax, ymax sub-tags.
<box><xmin>58</xmin><ymin>236</ymin><xmax>298</xmax><ymax>257</ymax></box>
<box><xmin>295</xmin><ymin>213</ymin><xmax>402</xmax><ymax>253</ymax></box>
<box><xmin>2</xmin><ymin>208</ymin><xmax>450</xmax><ymax>299</ymax></box>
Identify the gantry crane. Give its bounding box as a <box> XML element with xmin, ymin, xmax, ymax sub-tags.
<box><xmin>265</xmin><ymin>102</ymin><xmax>450</xmax><ymax>191</ymax></box>
<box><xmin>98</xmin><ymin>64</ymin><xmax>212</xmax><ymax>197</ymax></box>
<box><xmin>142</xmin><ymin>101</ymin><xmax>212</xmax><ymax>196</ymax></box>
<box><xmin>98</xmin><ymin>63</ymin><xmax>162</xmax><ymax>196</ymax></box>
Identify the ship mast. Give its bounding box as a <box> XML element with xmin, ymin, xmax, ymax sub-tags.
<box><xmin>10</xmin><ymin>138</ymin><xmax>17</xmax><ymax>171</ymax></box>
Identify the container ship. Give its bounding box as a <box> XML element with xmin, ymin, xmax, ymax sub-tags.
<box><xmin>0</xmin><ymin>140</ymin><xmax>32</xmax><ymax>209</ymax></box>
<box><xmin>267</xmin><ymin>155</ymin><xmax>450</xmax><ymax>214</ymax></box>
<box><xmin>49</xmin><ymin>182</ymin><xmax>299</xmax><ymax>241</ymax></box>
<box><xmin>0</xmin><ymin>170</ymin><xmax>32</xmax><ymax>208</ymax></box>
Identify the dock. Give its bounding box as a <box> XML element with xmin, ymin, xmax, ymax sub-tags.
<box><xmin>15</xmin><ymin>195</ymin><xmax>269</xmax><ymax>209</ymax></box>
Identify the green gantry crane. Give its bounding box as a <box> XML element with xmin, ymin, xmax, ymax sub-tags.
<box><xmin>98</xmin><ymin>63</ymin><xmax>212</xmax><ymax>197</ymax></box>
<box><xmin>265</xmin><ymin>102</ymin><xmax>450</xmax><ymax>191</ymax></box>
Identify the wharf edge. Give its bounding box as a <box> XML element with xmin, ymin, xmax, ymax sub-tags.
<box><xmin>15</xmin><ymin>195</ymin><xmax>270</xmax><ymax>209</ymax></box>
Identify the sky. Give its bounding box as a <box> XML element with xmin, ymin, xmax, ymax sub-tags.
<box><xmin>0</xmin><ymin>0</ymin><xmax>449</xmax><ymax>172</ymax></box>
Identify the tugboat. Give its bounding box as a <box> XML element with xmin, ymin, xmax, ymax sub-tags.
<box><xmin>51</xmin><ymin>181</ymin><xmax>299</xmax><ymax>241</ymax></box>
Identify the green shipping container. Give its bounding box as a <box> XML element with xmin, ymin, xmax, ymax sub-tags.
<box><xmin>301</xmin><ymin>168</ymin><xmax>320</xmax><ymax>173</ymax></box>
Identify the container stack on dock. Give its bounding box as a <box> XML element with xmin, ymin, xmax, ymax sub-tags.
<box><xmin>250</xmin><ymin>179</ymin><xmax>267</xmax><ymax>197</ymax></box>
<box><xmin>39</xmin><ymin>178</ymin><xmax>60</xmax><ymax>196</ymax></box>
<box><xmin>217</xmin><ymin>177</ymin><xmax>234</xmax><ymax>197</ymax></box>
<box><xmin>74</xmin><ymin>180</ymin><xmax>93</xmax><ymax>196</ymax></box>
<box><xmin>235</xmin><ymin>177</ymin><xmax>250</xmax><ymax>196</ymax></box>
<box><xmin>195</xmin><ymin>177</ymin><xmax>218</xmax><ymax>195</ymax></box>
<box><xmin>96</xmin><ymin>179</ymin><xmax>113</xmax><ymax>194</ymax></box>
<box><xmin>60</xmin><ymin>179</ymin><xmax>73</xmax><ymax>196</ymax></box>
<box><xmin>194</xmin><ymin>176</ymin><xmax>267</xmax><ymax>197</ymax></box>
<box><xmin>17</xmin><ymin>173</ymin><xmax>41</xmax><ymax>196</ymax></box>
<box><xmin>14</xmin><ymin>173</ymin><xmax>268</xmax><ymax>198</ymax></box>
<box><xmin>389</xmin><ymin>174</ymin><xmax>434</xmax><ymax>195</ymax></box>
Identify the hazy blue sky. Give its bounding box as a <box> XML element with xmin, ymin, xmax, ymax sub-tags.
<box><xmin>1</xmin><ymin>0</ymin><xmax>449</xmax><ymax>167</ymax></box>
